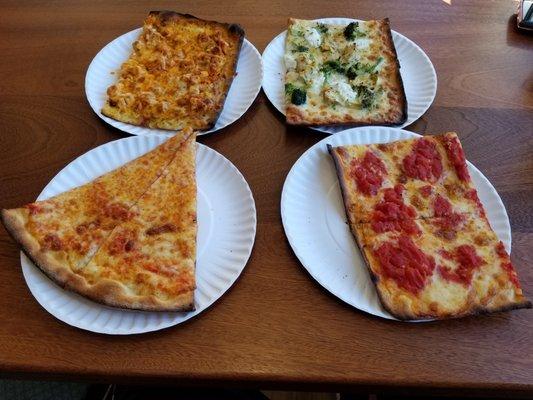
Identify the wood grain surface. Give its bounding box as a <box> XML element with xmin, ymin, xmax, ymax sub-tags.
<box><xmin>0</xmin><ymin>0</ymin><xmax>532</xmax><ymax>396</ymax></box>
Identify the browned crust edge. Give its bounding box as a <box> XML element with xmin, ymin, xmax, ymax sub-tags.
<box><xmin>380</xmin><ymin>18</ymin><xmax>408</xmax><ymax>125</ymax></box>
<box><xmin>286</xmin><ymin>18</ymin><xmax>408</xmax><ymax>127</ymax></box>
<box><xmin>0</xmin><ymin>131</ymin><xmax>197</xmax><ymax>312</ymax></box>
<box><xmin>327</xmin><ymin>144</ymin><xmax>531</xmax><ymax>321</ymax></box>
<box><xmin>1</xmin><ymin>207</ymin><xmax>195</xmax><ymax>313</ymax></box>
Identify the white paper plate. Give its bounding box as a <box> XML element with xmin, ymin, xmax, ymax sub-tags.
<box><xmin>262</xmin><ymin>18</ymin><xmax>437</xmax><ymax>134</ymax></box>
<box><xmin>85</xmin><ymin>28</ymin><xmax>263</xmax><ymax>136</ymax></box>
<box><xmin>281</xmin><ymin>127</ymin><xmax>511</xmax><ymax>321</ymax></box>
<box><xmin>21</xmin><ymin>135</ymin><xmax>257</xmax><ymax>334</ymax></box>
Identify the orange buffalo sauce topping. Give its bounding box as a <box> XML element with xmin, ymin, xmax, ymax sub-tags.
<box><xmin>419</xmin><ymin>185</ymin><xmax>433</xmax><ymax>198</ymax></box>
<box><xmin>350</xmin><ymin>150</ymin><xmax>387</xmax><ymax>196</ymax></box>
<box><xmin>373</xmin><ymin>236</ymin><xmax>435</xmax><ymax>294</ymax></box>
<box><xmin>402</xmin><ymin>138</ymin><xmax>443</xmax><ymax>182</ymax></box>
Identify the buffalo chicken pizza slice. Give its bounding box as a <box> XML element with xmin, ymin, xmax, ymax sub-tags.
<box><xmin>328</xmin><ymin>132</ymin><xmax>485</xmax><ymax>224</ymax></box>
<box><xmin>81</xmin><ymin>131</ymin><xmax>197</xmax><ymax>311</ymax></box>
<box><xmin>102</xmin><ymin>11</ymin><xmax>244</xmax><ymax>131</ymax></box>
<box><xmin>356</xmin><ymin>216</ymin><xmax>530</xmax><ymax>320</ymax></box>
<box><xmin>284</xmin><ymin>18</ymin><xmax>406</xmax><ymax>126</ymax></box>
<box><xmin>1</xmin><ymin>129</ymin><xmax>193</xmax><ymax>277</ymax></box>
<box><xmin>329</xmin><ymin>132</ymin><xmax>530</xmax><ymax>320</ymax></box>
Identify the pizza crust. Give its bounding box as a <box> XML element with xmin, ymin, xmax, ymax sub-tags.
<box><xmin>2</xmin><ymin>208</ymin><xmax>195</xmax><ymax>312</ymax></box>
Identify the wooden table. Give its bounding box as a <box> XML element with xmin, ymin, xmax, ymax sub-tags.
<box><xmin>0</xmin><ymin>0</ymin><xmax>532</xmax><ymax>397</ymax></box>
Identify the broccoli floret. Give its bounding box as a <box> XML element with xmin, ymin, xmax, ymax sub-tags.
<box><xmin>291</xmin><ymin>88</ymin><xmax>307</xmax><ymax>105</ymax></box>
<box><xmin>357</xmin><ymin>85</ymin><xmax>374</xmax><ymax>108</ymax></box>
<box><xmin>321</xmin><ymin>60</ymin><xmax>345</xmax><ymax>78</ymax></box>
<box><xmin>344</xmin><ymin>22</ymin><xmax>358</xmax><ymax>40</ymax></box>
<box><xmin>293</xmin><ymin>44</ymin><xmax>309</xmax><ymax>52</ymax></box>
<box><xmin>316</xmin><ymin>23</ymin><xmax>328</xmax><ymax>34</ymax></box>
<box><xmin>344</xmin><ymin>22</ymin><xmax>366</xmax><ymax>40</ymax></box>
<box><xmin>285</xmin><ymin>83</ymin><xmax>297</xmax><ymax>95</ymax></box>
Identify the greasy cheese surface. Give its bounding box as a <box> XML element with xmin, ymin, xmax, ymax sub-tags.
<box><xmin>284</xmin><ymin>18</ymin><xmax>405</xmax><ymax>125</ymax></box>
<box><xmin>330</xmin><ymin>132</ymin><xmax>529</xmax><ymax>320</ymax></box>
<box><xmin>84</xmin><ymin>134</ymin><xmax>196</xmax><ymax>304</ymax></box>
<box><xmin>20</xmin><ymin>132</ymin><xmax>189</xmax><ymax>270</ymax></box>
<box><xmin>330</xmin><ymin>132</ymin><xmax>483</xmax><ymax>224</ymax></box>
<box><xmin>103</xmin><ymin>13</ymin><xmax>242</xmax><ymax>130</ymax></box>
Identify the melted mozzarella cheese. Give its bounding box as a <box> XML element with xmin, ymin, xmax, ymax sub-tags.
<box><xmin>354</xmin><ymin>37</ymin><xmax>371</xmax><ymax>49</ymax></box>
<box><xmin>304</xmin><ymin>70</ymin><xmax>325</xmax><ymax>94</ymax></box>
<box><xmin>304</xmin><ymin>27</ymin><xmax>322</xmax><ymax>47</ymax></box>
<box><xmin>325</xmin><ymin>74</ymin><xmax>358</xmax><ymax>104</ymax></box>
<box><xmin>284</xmin><ymin>53</ymin><xmax>297</xmax><ymax>70</ymax></box>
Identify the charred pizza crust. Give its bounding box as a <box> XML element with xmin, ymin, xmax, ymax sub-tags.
<box><xmin>102</xmin><ymin>11</ymin><xmax>244</xmax><ymax>131</ymax></box>
<box><xmin>285</xmin><ymin>18</ymin><xmax>407</xmax><ymax>127</ymax></box>
<box><xmin>2</xmin><ymin>208</ymin><xmax>194</xmax><ymax>311</ymax></box>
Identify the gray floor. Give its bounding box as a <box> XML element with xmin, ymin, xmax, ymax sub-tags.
<box><xmin>0</xmin><ymin>380</ymin><xmax>88</xmax><ymax>400</ymax></box>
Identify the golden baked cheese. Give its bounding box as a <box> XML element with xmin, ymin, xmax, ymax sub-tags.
<box><xmin>102</xmin><ymin>11</ymin><xmax>244</xmax><ymax>131</ymax></box>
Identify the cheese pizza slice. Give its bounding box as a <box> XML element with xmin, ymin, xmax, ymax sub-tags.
<box><xmin>356</xmin><ymin>216</ymin><xmax>530</xmax><ymax>320</ymax></box>
<box><xmin>327</xmin><ymin>132</ymin><xmax>485</xmax><ymax>224</ymax></box>
<box><xmin>79</xmin><ymin>131</ymin><xmax>197</xmax><ymax>311</ymax></box>
<box><xmin>1</xmin><ymin>129</ymin><xmax>194</xmax><ymax>304</ymax></box>
<box><xmin>102</xmin><ymin>11</ymin><xmax>244</xmax><ymax>131</ymax></box>
<box><xmin>284</xmin><ymin>18</ymin><xmax>407</xmax><ymax>126</ymax></box>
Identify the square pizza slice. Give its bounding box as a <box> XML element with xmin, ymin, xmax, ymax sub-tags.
<box><xmin>284</xmin><ymin>18</ymin><xmax>407</xmax><ymax>126</ymax></box>
<box><xmin>328</xmin><ymin>132</ymin><xmax>486</xmax><ymax>224</ymax></box>
<box><xmin>355</xmin><ymin>215</ymin><xmax>531</xmax><ymax>320</ymax></box>
<box><xmin>102</xmin><ymin>11</ymin><xmax>244</xmax><ymax>131</ymax></box>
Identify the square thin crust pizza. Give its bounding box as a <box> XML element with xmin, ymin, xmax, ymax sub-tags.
<box><xmin>328</xmin><ymin>133</ymin><xmax>531</xmax><ymax>320</ymax></box>
<box><xmin>284</xmin><ymin>18</ymin><xmax>407</xmax><ymax>127</ymax></box>
<box><xmin>102</xmin><ymin>11</ymin><xmax>244</xmax><ymax>131</ymax></box>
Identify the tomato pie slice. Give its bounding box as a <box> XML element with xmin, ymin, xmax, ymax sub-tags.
<box><xmin>329</xmin><ymin>132</ymin><xmax>531</xmax><ymax>320</ymax></box>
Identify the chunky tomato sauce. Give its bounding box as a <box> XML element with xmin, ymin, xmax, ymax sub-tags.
<box><xmin>402</xmin><ymin>139</ymin><xmax>443</xmax><ymax>182</ymax></box>
<box><xmin>419</xmin><ymin>185</ymin><xmax>433</xmax><ymax>198</ymax></box>
<box><xmin>441</xmin><ymin>135</ymin><xmax>470</xmax><ymax>182</ymax></box>
<box><xmin>495</xmin><ymin>241</ymin><xmax>507</xmax><ymax>258</ymax></box>
<box><xmin>371</xmin><ymin>185</ymin><xmax>420</xmax><ymax>235</ymax></box>
<box><xmin>465</xmin><ymin>189</ymin><xmax>486</xmax><ymax>218</ymax></box>
<box><xmin>501</xmin><ymin>263</ymin><xmax>520</xmax><ymax>288</ymax></box>
<box><xmin>350</xmin><ymin>150</ymin><xmax>387</xmax><ymax>196</ymax></box>
<box><xmin>495</xmin><ymin>242</ymin><xmax>520</xmax><ymax>288</ymax></box>
<box><xmin>432</xmin><ymin>195</ymin><xmax>465</xmax><ymax>235</ymax></box>
<box><xmin>42</xmin><ymin>234</ymin><xmax>62</xmax><ymax>251</ymax></box>
<box><xmin>374</xmin><ymin>236</ymin><xmax>435</xmax><ymax>294</ymax></box>
<box><xmin>26</xmin><ymin>203</ymin><xmax>43</xmax><ymax>215</ymax></box>
<box><xmin>438</xmin><ymin>245</ymin><xmax>483</xmax><ymax>286</ymax></box>
<box><xmin>104</xmin><ymin>202</ymin><xmax>133</xmax><ymax>221</ymax></box>
<box><xmin>108</xmin><ymin>231</ymin><xmax>137</xmax><ymax>255</ymax></box>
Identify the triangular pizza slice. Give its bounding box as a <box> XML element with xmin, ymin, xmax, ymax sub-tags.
<box><xmin>1</xmin><ymin>128</ymin><xmax>193</xmax><ymax>297</ymax></box>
